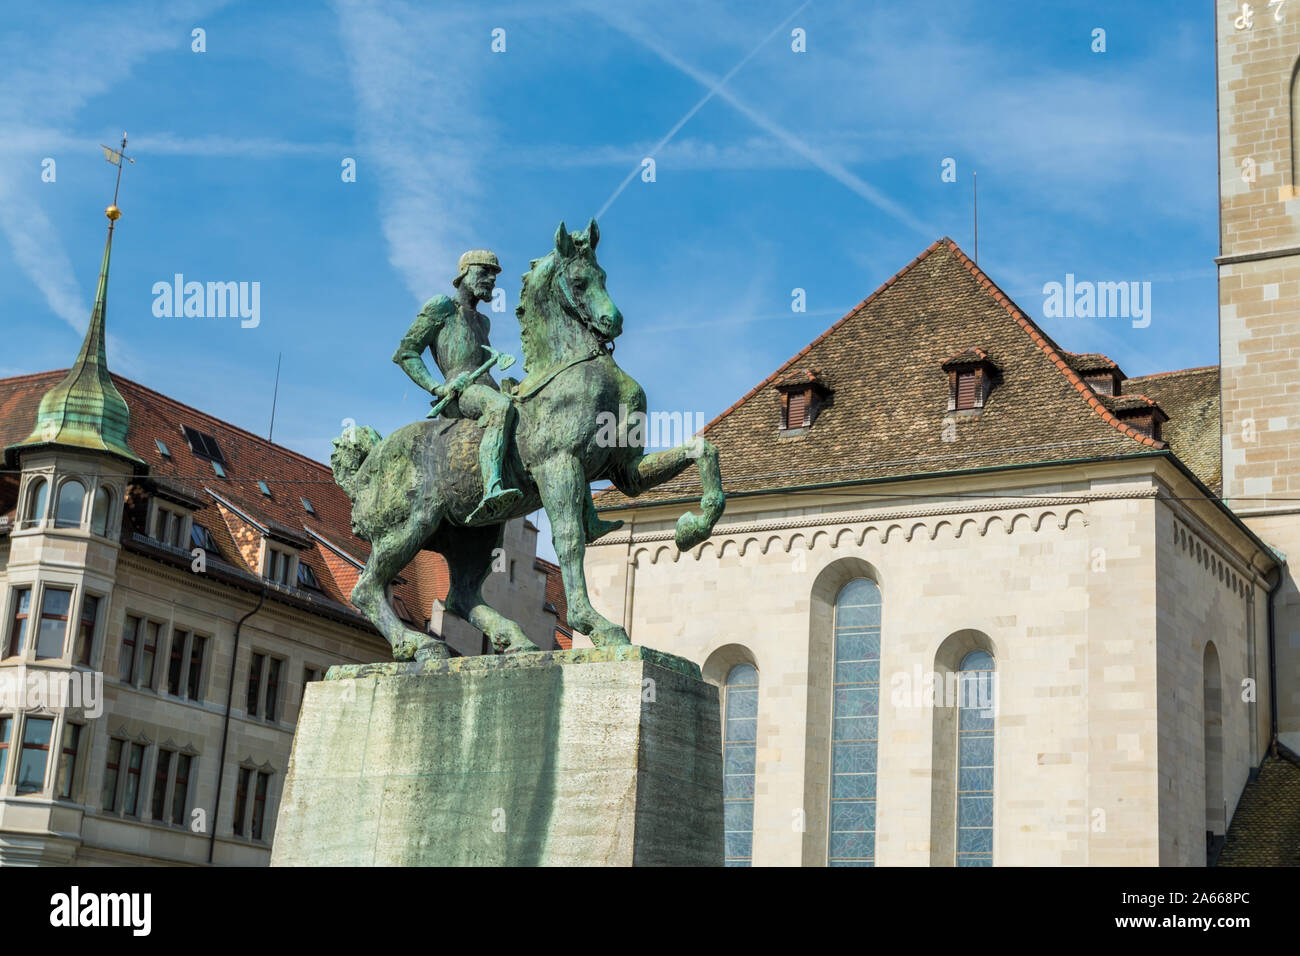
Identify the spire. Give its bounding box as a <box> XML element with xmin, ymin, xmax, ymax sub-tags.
<box><xmin>4</xmin><ymin>134</ymin><xmax>144</xmax><ymax>469</ymax></box>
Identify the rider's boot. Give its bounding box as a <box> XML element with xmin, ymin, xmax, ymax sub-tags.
<box><xmin>467</xmin><ymin>408</ymin><xmax>523</xmax><ymax>525</ymax></box>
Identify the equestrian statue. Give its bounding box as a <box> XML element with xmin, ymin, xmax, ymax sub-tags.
<box><xmin>331</xmin><ymin>219</ymin><xmax>725</xmax><ymax>661</ymax></box>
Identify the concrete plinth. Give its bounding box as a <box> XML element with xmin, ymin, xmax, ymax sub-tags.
<box><xmin>270</xmin><ymin>645</ymin><xmax>722</xmax><ymax>866</ymax></box>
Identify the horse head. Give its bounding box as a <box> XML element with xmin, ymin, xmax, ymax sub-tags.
<box><xmin>518</xmin><ymin>218</ymin><xmax>622</xmax><ymax>372</ymax></box>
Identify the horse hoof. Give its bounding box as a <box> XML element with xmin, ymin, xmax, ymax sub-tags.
<box><xmin>591</xmin><ymin>625</ymin><xmax>631</xmax><ymax>648</ymax></box>
<box><xmin>414</xmin><ymin>639</ymin><xmax>451</xmax><ymax>662</ymax></box>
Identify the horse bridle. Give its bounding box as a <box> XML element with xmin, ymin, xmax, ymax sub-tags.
<box><xmin>552</xmin><ymin>253</ymin><xmax>615</xmax><ymax>355</ymax></box>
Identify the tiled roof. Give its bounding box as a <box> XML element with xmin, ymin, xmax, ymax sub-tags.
<box><xmin>535</xmin><ymin>557</ymin><xmax>572</xmax><ymax>649</ymax></box>
<box><xmin>773</xmin><ymin>368</ymin><xmax>824</xmax><ymax>388</ymax></box>
<box><xmin>1122</xmin><ymin>366</ymin><xmax>1221</xmax><ymax>494</ymax></box>
<box><xmin>941</xmin><ymin>347</ymin><xmax>992</xmax><ymax>368</ymax></box>
<box><xmin>0</xmin><ymin>369</ymin><xmax>446</xmax><ymax>632</ymax></box>
<box><xmin>597</xmin><ymin>238</ymin><xmax>1171</xmax><ymax>509</ymax></box>
<box><xmin>1061</xmin><ymin>351</ymin><xmax>1127</xmax><ymax>379</ymax></box>
<box><xmin>1217</xmin><ymin>755</ymin><xmax>1300</xmax><ymax>866</ymax></box>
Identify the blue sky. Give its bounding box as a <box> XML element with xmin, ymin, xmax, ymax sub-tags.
<box><xmin>1</xmin><ymin>1</ymin><xmax>1218</xmax><ymax>559</ymax></box>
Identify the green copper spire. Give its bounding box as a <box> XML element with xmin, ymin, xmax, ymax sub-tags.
<box><xmin>5</xmin><ymin>135</ymin><xmax>144</xmax><ymax>469</ymax></box>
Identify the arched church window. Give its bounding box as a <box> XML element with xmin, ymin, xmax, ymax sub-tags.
<box><xmin>24</xmin><ymin>479</ymin><xmax>48</xmax><ymax>528</ymax></box>
<box><xmin>91</xmin><ymin>487</ymin><xmax>112</xmax><ymax>537</ymax></box>
<box><xmin>723</xmin><ymin>663</ymin><xmax>758</xmax><ymax>866</ymax></box>
<box><xmin>55</xmin><ymin>480</ymin><xmax>85</xmax><ymax>529</ymax></box>
<box><xmin>956</xmin><ymin>649</ymin><xmax>995</xmax><ymax>866</ymax></box>
<box><xmin>829</xmin><ymin>577</ymin><xmax>881</xmax><ymax>865</ymax></box>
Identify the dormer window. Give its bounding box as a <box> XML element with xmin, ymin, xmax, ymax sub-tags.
<box><xmin>151</xmin><ymin>504</ymin><xmax>189</xmax><ymax>548</ymax></box>
<box><xmin>263</xmin><ymin>544</ymin><xmax>298</xmax><ymax>587</ymax></box>
<box><xmin>775</xmin><ymin>369</ymin><xmax>831</xmax><ymax>435</ymax></box>
<box><xmin>1110</xmin><ymin>395</ymin><xmax>1168</xmax><ymax>441</ymax></box>
<box><xmin>1084</xmin><ymin>374</ymin><xmax>1118</xmax><ymax>396</ymax></box>
<box><xmin>942</xmin><ymin>349</ymin><xmax>999</xmax><ymax>414</ymax></box>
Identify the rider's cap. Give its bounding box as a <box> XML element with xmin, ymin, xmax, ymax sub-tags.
<box><xmin>454</xmin><ymin>249</ymin><xmax>502</xmax><ymax>287</ymax></box>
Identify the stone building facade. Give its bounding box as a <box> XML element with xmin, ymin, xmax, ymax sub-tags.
<box><xmin>0</xmin><ymin>213</ymin><xmax>565</xmax><ymax>865</ymax></box>
<box><xmin>585</xmin><ymin>235</ymin><xmax>1286</xmax><ymax>866</ymax></box>
<box><xmin>1216</xmin><ymin>0</ymin><xmax>1300</xmax><ymax>753</ymax></box>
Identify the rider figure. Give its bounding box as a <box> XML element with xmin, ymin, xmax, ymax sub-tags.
<box><xmin>393</xmin><ymin>249</ymin><xmax>523</xmax><ymax>525</ymax></box>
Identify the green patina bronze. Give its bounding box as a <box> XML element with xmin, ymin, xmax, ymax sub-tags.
<box><xmin>4</xmin><ymin>208</ymin><xmax>144</xmax><ymax>469</ymax></box>
<box><xmin>333</xmin><ymin>219</ymin><xmax>725</xmax><ymax>661</ymax></box>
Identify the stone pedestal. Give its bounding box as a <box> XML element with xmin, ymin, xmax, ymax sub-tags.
<box><xmin>270</xmin><ymin>646</ymin><xmax>722</xmax><ymax>866</ymax></box>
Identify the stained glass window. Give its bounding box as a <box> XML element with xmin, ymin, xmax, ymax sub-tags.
<box><xmin>956</xmin><ymin>649</ymin><xmax>995</xmax><ymax>866</ymax></box>
<box><xmin>829</xmin><ymin>578</ymin><xmax>880</xmax><ymax>866</ymax></box>
<box><xmin>723</xmin><ymin>663</ymin><xmax>758</xmax><ymax>866</ymax></box>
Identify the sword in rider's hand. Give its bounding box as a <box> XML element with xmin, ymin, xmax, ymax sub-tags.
<box><xmin>427</xmin><ymin>346</ymin><xmax>516</xmax><ymax>419</ymax></box>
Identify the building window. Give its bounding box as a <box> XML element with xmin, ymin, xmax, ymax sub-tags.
<box><xmin>23</xmin><ymin>478</ymin><xmax>48</xmax><ymax>528</ymax></box>
<box><xmin>163</xmin><ymin>629</ymin><xmax>207</xmax><ymax>700</ymax></box>
<box><xmin>55</xmin><ymin>480</ymin><xmax>85</xmax><ymax>528</ymax></box>
<box><xmin>123</xmin><ymin>743</ymin><xmax>146</xmax><ymax>816</ymax></box>
<box><xmin>300</xmin><ymin>497</ymin><xmax>315</xmax><ymax>515</ymax></box>
<box><xmin>152</xmin><ymin>505</ymin><xmax>187</xmax><ymax>548</ymax></box>
<box><xmin>55</xmin><ymin>723</ymin><xmax>81</xmax><ymax>800</ymax></box>
<box><xmin>265</xmin><ymin>658</ymin><xmax>282</xmax><ymax>720</ymax></box>
<box><xmin>7</xmin><ymin>587</ymin><xmax>32</xmax><ymax>658</ymax></box>
<box><xmin>187</xmin><ymin>635</ymin><xmax>207</xmax><ymax>701</ymax></box>
<box><xmin>246</xmin><ymin>653</ymin><xmax>284</xmax><ymax>722</ymax></box>
<box><xmin>723</xmin><ymin>663</ymin><xmax>758</xmax><ymax>866</ymax></box>
<box><xmin>16</xmin><ymin>716</ymin><xmax>54</xmax><ymax>795</ymax></box>
<box><xmin>0</xmin><ymin>716</ymin><xmax>11</xmax><ymax>784</ymax></box>
<box><xmin>230</xmin><ymin>766</ymin><xmax>274</xmax><ymax>840</ymax></box>
<box><xmin>265</xmin><ymin>547</ymin><xmax>293</xmax><ymax>586</ymax></box>
<box><xmin>139</xmin><ymin>621</ymin><xmax>160</xmax><ymax>688</ymax></box>
<box><xmin>190</xmin><ymin>522</ymin><xmax>221</xmax><ymax>558</ymax></box>
<box><xmin>102</xmin><ymin>738</ymin><xmax>124</xmax><ymax>811</ymax></box>
<box><xmin>296</xmin><ymin>561</ymin><xmax>320</xmax><ymax>591</ymax></box>
<box><xmin>828</xmin><ymin>577</ymin><xmax>881</xmax><ymax>866</ymax></box>
<box><xmin>151</xmin><ymin>750</ymin><xmax>172</xmax><ymax>820</ymax></box>
<box><xmin>956</xmin><ymin>650</ymin><xmax>995</xmax><ymax>867</ymax></box>
<box><xmin>251</xmin><ymin>770</ymin><xmax>271</xmax><ymax>840</ymax></box>
<box><xmin>181</xmin><ymin>425</ymin><xmax>226</xmax><ymax>463</ymax></box>
<box><xmin>118</xmin><ymin>615</ymin><xmax>140</xmax><ymax>681</ymax></box>
<box><xmin>35</xmin><ymin>587</ymin><xmax>73</xmax><ymax>660</ymax></box>
<box><xmin>247</xmin><ymin>653</ymin><xmax>264</xmax><ymax>717</ymax></box>
<box><xmin>74</xmin><ymin>594</ymin><xmax>100</xmax><ymax>666</ymax></box>
<box><xmin>955</xmin><ymin>370</ymin><xmax>977</xmax><ymax>409</ymax></box>
<box><xmin>233</xmin><ymin>767</ymin><xmax>251</xmax><ymax>836</ymax></box>
<box><xmin>90</xmin><ymin>486</ymin><xmax>112</xmax><ymax>536</ymax></box>
<box><xmin>166</xmin><ymin>631</ymin><xmax>187</xmax><ymax>696</ymax></box>
<box><xmin>118</xmin><ymin>616</ymin><xmax>161</xmax><ymax>688</ymax></box>
<box><xmin>171</xmin><ymin>754</ymin><xmax>192</xmax><ymax>826</ymax></box>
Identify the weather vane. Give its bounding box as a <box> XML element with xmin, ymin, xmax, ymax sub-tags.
<box><xmin>99</xmin><ymin>132</ymin><xmax>133</xmax><ymax>223</ymax></box>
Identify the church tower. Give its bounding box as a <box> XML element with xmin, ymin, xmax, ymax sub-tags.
<box><xmin>1217</xmin><ymin>1</ymin><xmax>1300</xmax><ymax>751</ymax></box>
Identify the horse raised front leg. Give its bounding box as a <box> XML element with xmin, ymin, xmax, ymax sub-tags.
<box><xmin>534</xmin><ymin>454</ymin><xmax>630</xmax><ymax>647</ymax></box>
<box><xmin>613</xmin><ymin>437</ymin><xmax>725</xmax><ymax>551</ymax></box>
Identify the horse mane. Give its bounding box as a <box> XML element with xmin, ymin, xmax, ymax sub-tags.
<box><xmin>517</xmin><ymin>252</ymin><xmax>555</xmax><ymax>373</ymax></box>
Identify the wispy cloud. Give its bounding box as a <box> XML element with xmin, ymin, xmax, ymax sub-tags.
<box><xmin>0</xmin><ymin>2</ymin><xmax>228</xmax><ymax>341</ymax></box>
<box><xmin>334</xmin><ymin>0</ymin><xmax>492</xmax><ymax>301</ymax></box>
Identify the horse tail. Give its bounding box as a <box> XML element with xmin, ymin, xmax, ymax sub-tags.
<box><xmin>330</xmin><ymin>424</ymin><xmax>383</xmax><ymax>500</ymax></box>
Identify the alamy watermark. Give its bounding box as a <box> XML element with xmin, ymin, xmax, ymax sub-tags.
<box><xmin>0</xmin><ymin>668</ymin><xmax>103</xmax><ymax>718</ymax></box>
<box><xmin>595</xmin><ymin>404</ymin><xmax>707</xmax><ymax>455</ymax></box>
<box><xmin>152</xmin><ymin>275</ymin><xmax>260</xmax><ymax>328</ymax></box>
<box><xmin>1042</xmin><ymin>274</ymin><xmax>1151</xmax><ymax>328</ymax></box>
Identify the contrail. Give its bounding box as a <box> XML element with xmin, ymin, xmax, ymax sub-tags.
<box><xmin>595</xmin><ymin>0</ymin><xmax>812</xmax><ymax>219</ymax></box>
<box><xmin>595</xmin><ymin>5</ymin><xmax>935</xmax><ymax>238</ymax></box>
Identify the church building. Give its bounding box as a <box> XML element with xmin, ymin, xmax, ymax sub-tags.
<box><xmin>583</xmin><ymin>4</ymin><xmax>1300</xmax><ymax>866</ymax></box>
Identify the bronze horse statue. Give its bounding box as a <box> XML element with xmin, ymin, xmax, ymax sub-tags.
<box><xmin>332</xmin><ymin>219</ymin><xmax>725</xmax><ymax>661</ymax></box>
